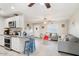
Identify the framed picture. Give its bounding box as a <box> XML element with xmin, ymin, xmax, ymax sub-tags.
<box><xmin>41</xmin><ymin>26</ymin><xmax>44</xmax><ymax>29</ymax></box>
<box><xmin>61</xmin><ymin>24</ymin><xmax>65</xmax><ymax>27</ymax></box>
<box><xmin>27</xmin><ymin>24</ymin><xmax>31</xmax><ymax>30</ymax></box>
<box><xmin>36</xmin><ymin>27</ymin><xmax>38</xmax><ymax>30</ymax></box>
<box><xmin>27</xmin><ymin>24</ymin><xmax>29</xmax><ymax>27</ymax></box>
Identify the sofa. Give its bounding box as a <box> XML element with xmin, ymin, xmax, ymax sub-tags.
<box><xmin>50</xmin><ymin>33</ymin><xmax>58</xmax><ymax>41</ymax></box>
<box><xmin>58</xmin><ymin>34</ymin><xmax>79</xmax><ymax>55</ymax></box>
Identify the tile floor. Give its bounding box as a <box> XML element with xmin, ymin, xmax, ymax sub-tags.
<box><xmin>0</xmin><ymin>39</ymin><xmax>72</xmax><ymax>56</ymax></box>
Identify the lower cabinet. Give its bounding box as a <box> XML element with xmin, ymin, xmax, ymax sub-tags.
<box><xmin>0</xmin><ymin>36</ymin><xmax>25</xmax><ymax>53</ymax></box>
<box><xmin>11</xmin><ymin>37</ymin><xmax>25</xmax><ymax>53</ymax></box>
<box><xmin>0</xmin><ymin>36</ymin><xmax>4</xmax><ymax>46</ymax></box>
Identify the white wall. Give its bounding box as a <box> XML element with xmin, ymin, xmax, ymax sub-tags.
<box><xmin>0</xmin><ymin>17</ymin><xmax>5</xmax><ymax>35</ymax></box>
<box><xmin>58</xmin><ymin>20</ymin><xmax>69</xmax><ymax>39</ymax></box>
<box><xmin>32</xmin><ymin>20</ymin><xmax>68</xmax><ymax>38</ymax></box>
<box><xmin>69</xmin><ymin>10</ymin><xmax>79</xmax><ymax>38</ymax></box>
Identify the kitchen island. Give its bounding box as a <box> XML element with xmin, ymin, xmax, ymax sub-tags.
<box><xmin>0</xmin><ymin>34</ymin><xmax>31</xmax><ymax>54</ymax></box>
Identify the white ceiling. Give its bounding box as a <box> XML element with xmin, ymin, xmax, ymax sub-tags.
<box><xmin>0</xmin><ymin>3</ymin><xmax>79</xmax><ymax>23</ymax></box>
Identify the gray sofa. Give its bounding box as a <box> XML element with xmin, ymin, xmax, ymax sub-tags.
<box><xmin>58</xmin><ymin>34</ymin><xmax>79</xmax><ymax>55</ymax></box>
<box><xmin>50</xmin><ymin>33</ymin><xmax>58</xmax><ymax>41</ymax></box>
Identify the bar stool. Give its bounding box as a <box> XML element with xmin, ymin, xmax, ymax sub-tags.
<box><xmin>24</xmin><ymin>38</ymin><xmax>36</xmax><ymax>56</ymax></box>
<box><xmin>24</xmin><ymin>41</ymin><xmax>30</xmax><ymax>56</ymax></box>
<box><xmin>29</xmin><ymin>38</ymin><xmax>36</xmax><ymax>53</ymax></box>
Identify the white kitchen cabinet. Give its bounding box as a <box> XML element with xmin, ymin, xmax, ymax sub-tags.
<box><xmin>15</xmin><ymin>15</ymin><xmax>25</xmax><ymax>28</ymax></box>
<box><xmin>5</xmin><ymin>17</ymin><xmax>14</xmax><ymax>28</ymax></box>
<box><xmin>0</xmin><ymin>36</ymin><xmax>4</xmax><ymax>46</ymax></box>
<box><xmin>5</xmin><ymin>15</ymin><xmax>25</xmax><ymax>28</ymax></box>
<box><xmin>5</xmin><ymin>18</ymin><xmax>10</xmax><ymax>28</ymax></box>
<box><xmin>11</xmin><ymin>37</ymin><xmax>21</xmax><ymax>52</ymax></box>
<box><xmin>14</xmin><ymin>16</ymin><xmax>20</xmax><ymax>28</ymax></box>
<box><xmin>11</xmin><ymin>37</ymin><xmax>25</xmax><ymax>53</ymax></box>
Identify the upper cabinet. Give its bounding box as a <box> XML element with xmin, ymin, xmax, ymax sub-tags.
<box><xmin>5</xmin><ymin>15</ymin><xmax>25</xmax><ymax>28</ymax></box>
<box><xmin>5</xmin><ymin>17</ymin><xmax>10</xmax><ymax>28</ymax></box>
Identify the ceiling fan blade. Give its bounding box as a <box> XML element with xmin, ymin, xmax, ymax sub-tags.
<box><xmin>28</xmin><ymin>3</ymin><xmax>35</xmax><ymax>7</ymax></box>
<box><xmin>45</xmin><ymin>3</ymin><xmax>51</xmax><ymax>8</ymax></box>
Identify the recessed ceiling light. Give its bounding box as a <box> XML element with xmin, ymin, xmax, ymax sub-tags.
<box><xmin>38</xmin><ymin>0</ymin><xmax>44</xmax><ymax>5</ymax></box>
<box><xmin>11</xmin><ymin>6</ymin><xmax>15</xmax><ymax>9</ymax></box>
<box><xmin>43</xmin><ymin>21</ymin><xmax>47</xmax><ymax>24</ymax></box>
<box><xmin>40</xmin><ymin>3</ymin><xmax>44</xmax><ymax>5</ymax></box>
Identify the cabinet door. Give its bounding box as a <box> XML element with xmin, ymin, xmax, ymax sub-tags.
<box><xmin>0</xmin><ymin>36</ymin><xmax>4</xmax><ymax>46</ymax></box>
<box><xmin>15</xmin><ymin>16</ymin><xmax>20</xmax><ymax>27</ymax></box>
<box><xmin>5</xmin><ymin>16</ymin><xmax>24</xmax><ymax>28</ymax></box>
<box><xmin>5</xmin><ymin>18</ymin><xmax>10</xmax><ymax>28</ymax></box>
<box><xmin>16</xmin><ymin>16</ymin><xmax>24</xmax><ymax>28</ymax></box>
<box><xmin>11</xmin><ymin>37</ymin><xmax>20</xmax><ymax>52</ymax></box>
<box><xmin>11</xmin><ymin>37</ymin><xmax>23</xmax><ymax>52</ymax></box>
<box><xmin>19</xmin><ymin>16</ymin><xmax>25</xmax><ymax>28</ymax></box>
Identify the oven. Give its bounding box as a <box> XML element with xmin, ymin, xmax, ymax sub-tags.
<box><xmin>4</xmin><ymin>36</ymin><xmax>11</xmax><ymax>50</ymax></box>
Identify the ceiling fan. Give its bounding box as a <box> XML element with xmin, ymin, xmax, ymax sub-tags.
<box><xmin>28</xmin><ymin>3</ymin><xmax>51</xmax><ymax>8</ymax></box>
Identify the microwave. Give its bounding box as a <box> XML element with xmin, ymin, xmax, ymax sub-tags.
<box><xmin>8</xmin><ymin>21</ymin><xmax>16</xmax><ymax>28</ymax></box>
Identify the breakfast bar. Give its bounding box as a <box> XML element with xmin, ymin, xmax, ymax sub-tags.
<box><xmin>0</xmin><ymin>34</ymin><xmax>35</xmax><ymax>55</ymax></box>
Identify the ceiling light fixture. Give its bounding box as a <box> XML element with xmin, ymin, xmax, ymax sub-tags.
<box><xmin>11</xmin><ymin>6</ymin><xmax>15</xmax><ymax>9</ymax></box>
<box><xmin>43</xmin><ymin>17</ymin><xmax>47</xmax><ymax>24</ymax></box>
<box><xmin>38</xmin><ymin>0</ymin><xmax>44</xmax><ymax>5</ymax></box>
<box><xmin>40</xmin><ymin>3</ymin><xmax>44</xmax><ymax>5</ymax></box>
<box><xmin>43</xmin><ymin>21</ymin><xmax>47</xmax><ymax>24</ymax></box>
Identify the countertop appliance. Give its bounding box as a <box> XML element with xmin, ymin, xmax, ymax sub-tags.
<box><xmin>23</xmin><ymin>31</ymin><xmax>27</xmax><ymax>37</ymax></box>
<box><xmin>4</xmin><ymin>36</ymin><xmax>11</xmax><ymax>50</ymax></box>
<box><xmin>4</xmin><ymin>28</ymin><xmax>10</xmax><ymax>35</ymax></box>
<box><xmin>14</xmin><ymin>31</ymin><xmax>21</xmax><ymax>36</ymax></box>
<box><xmin>8</xmin><ymin>21</ymin><xmax>16</xmax><ymax>28</ymax></box>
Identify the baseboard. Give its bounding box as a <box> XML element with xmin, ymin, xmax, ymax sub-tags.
<box><xmin>11</xmin><ymin>49</ymin><xmax>21</xmax><ymax>54</ymax></box>
<box><xmin>58</xmin><ymin>51</ymin><xmax>79</xmax><ymax>56</ymax></box>
<box><xmin>0</xmin><ymin>45</ymin><xmax>4</xmax><ymax>47</ymax></box>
